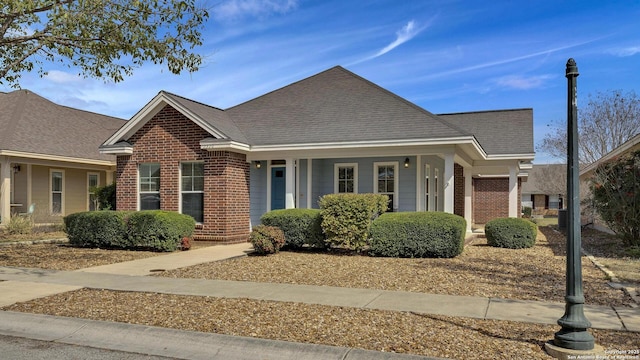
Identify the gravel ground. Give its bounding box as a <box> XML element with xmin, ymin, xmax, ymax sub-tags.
<box><xmin>2</xmin><ymin>227</ymin><xmax>638</xmax><ymax>359</ymax></box>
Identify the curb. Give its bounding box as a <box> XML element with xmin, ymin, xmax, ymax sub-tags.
<box><xmin>0</xmin><ymin>238</ymin><xmax>68</xmax><ymax>247</ymax></box>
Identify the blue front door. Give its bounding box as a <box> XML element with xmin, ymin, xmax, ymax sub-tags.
<box><xmin>271</xmin><ymin>167</ymin><xmax>286</xmax><ymax>210</ymax></box>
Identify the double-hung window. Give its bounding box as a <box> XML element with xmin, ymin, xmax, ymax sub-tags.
<box><xmin>139</xmin><ymin>163</ymin><xmax>160</xmax><ymax>210</ymax></box>
<box><xmin>88</xmin><ymin>173</ymin><xmax>99</xmax><ymax>211</ymax></box>
<box><xmin>51</xmin><ymin>170</ymin><xmax>64</xmax><ymax>214</ymax></box>
<box><xmin>425</xmin><ymin>164</ymin><xmax>431</xmax><ymax>211</ymax></box>
<box><xmin>334</xmin><ymin>163</ymin><xmax>358</xmax><ymax>193</ymax></box>
<box><xmin>374</xmin><ymin>162</ymin><xmax>398</xmax><ymax>212</ymax></box>
<box><xmin>181</xmin><ymin>162</ymin><xmax>204</xmax><ymax>223</ymax></box>
<box><xmin>434</xmin><ymin>168</ymin><xmax>439</xmax><ymax>211</ymax></box>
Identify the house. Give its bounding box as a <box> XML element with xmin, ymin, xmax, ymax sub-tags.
<box><xmin>0</xmin><ymin>90</ymin><xmax>124</xmax><ymax>225</ymax></box>
<box><xmin>520</xmin><ymin>164</ymin><xmax>566</xmax><ymax>215</ymax></box>
<box><xmin>100</xmin><ymin>66</ymin><xmax>535</xmax><ymax>242</ymax></box>
<box><xmin>579</xmin><ymin>132</ymin><xmax>640</xmax><ymax>232</ymax></box>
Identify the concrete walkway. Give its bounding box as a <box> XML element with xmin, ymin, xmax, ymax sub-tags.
<box><xmin>0</xmin><ymin>242</ymin><xmax>639</xmax><ymax>359</ymax></box>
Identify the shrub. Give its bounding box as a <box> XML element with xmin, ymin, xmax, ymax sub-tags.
<box><xmin>260</xmin><ymin>209</ymin><xmax>324</xmax><ymax>248</ymax></box>
<box><xmin>6</xmin><ymin>214</ymin><xmax>34</xmax><ymax>235</ymax></box>
<box><xmin>369</xmin><ymin>212</ymin><xmax>466</xmax><ymax>258</ymax></box>
<box><xmin>522</xmin><ymin>206</ymin><xmax>532</xmax><ymax>218</ymax></box>
<box><xmin>93</xmin><ymin>183</ymin><xmax>116</xmax><ymax>210</ymax></box>
<box><xmin>590</xmin><ymin>149</ymin><xmax>640</xmax><ymax>246</ymax></box>
<box><xmin>64</xmin><ymin>211</ymin><xmax>129</xmax><ymax>248</ymax></box>
<box><xmin>485</xmin><ymin>218</ymin><xmax>537</xmax><ymax>249</ymax></box>
<box><xmin>125</xmin><ymin>210</ymin><xmax>195</xmax><ymax>252</ymax></box>
<box><xmin>250</xmin><ymin>225</ymin><xmax>285</xmax><ymax>255</ymax></box>
<box><xmin>319</xmin><ymin>193</ymin><xmax>388</xmax><ymax>250</ymax></box>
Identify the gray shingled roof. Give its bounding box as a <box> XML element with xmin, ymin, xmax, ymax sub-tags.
<box><xmin>0</xmin><ymin>90</ymin><xmax>125</xmax><ymax>161</ymax></box>
<box><xmin>438</xmin><ymin>109</ymin><xmax>534</xmax><ymax>155</ymax></box>
<box><xmin>159</xmin><ymin>91</ymin><xmax>249</xmax><ymax>144</ymax></box>
<box><xmin>521</xmin><ymin>164</ymin><xmax>566</xmax><ymax>194</ymax></box>
<box><xmin>225</xmin><ymin>66</ymin><xmax>472</xmax><ymax>146</ymax></box>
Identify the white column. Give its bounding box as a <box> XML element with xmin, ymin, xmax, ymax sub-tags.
<box><xmin>415</xmin><ymin>155</ymin><xmax>422</xmax><ymax>211</ymax></box>
<box><xmin>443</xmin><ymin>153</ymin><xmax>455</xmax><ymax>213</ymax></box>
<box><xmin>464</xmin><ymin>167</ymin><xmax>473</xmax><ymax>232</ymax></box>
<box><xmin>509</xmin><ymin>165</ymin><xmax>518</xmax><ymax>218</ymax></box>
<box><xmin>0</xmin><ymin>157</ymin><xmax>11</xmax><ymax>225</ymax></box>
<box><xmin>285</xmin><ymin>158</ymin><xmax>295</xmax><ymax>209</ymax></box>
<box><xmin>306</xmin><ymin>159</ymin><xmax>312</xmax><ymax>209</ymax></box>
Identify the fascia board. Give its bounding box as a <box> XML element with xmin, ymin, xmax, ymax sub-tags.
<box><xmin>0</xmin><ymin>150</ymin><xmax>115</xmax><ymax>167</ymax></box>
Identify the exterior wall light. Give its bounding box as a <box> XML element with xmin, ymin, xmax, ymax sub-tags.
<box><xmin>255</xmin><ymin>161</ymin><xmax>261</xmax><ymax>169</ymax></box>
<box><xmin>404</xmin><ymin>157</ymin><xmax>410</xmax><ymax>168</ymax></box>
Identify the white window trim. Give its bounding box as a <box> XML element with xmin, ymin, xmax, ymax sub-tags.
<box><xmin>50</xmin><ymin>169</ymin><xmax>65</xmax><ymax>215</ymax></box>
<box><xmin>434</xmin><ymin>167</ymin><xmax>439</xmax><ymax>211</ymax></box>
<box><xmin>138</xmin><ymin>163</ymin><xmax>160</xmax><ymax>211</ymax></box>
<box><xmin>179</xmin><ymin>161</ymin><xmax>205</xmax><ymax>223</ymax></box>
<box><xmin>425</xmin><ymin>164</ymin><xmax>431</xmax><ymax>211</ymax></box>
<box><xmin>87</xmin><ymin>172</ymin><xmax>100</xmax><ymax>211</ymax></box>
<box><xmin>373</xmin><ymin>161</ymin><xmax>399</xmax><ymax>211</ymax></box>
<box><xmin>334</xmin><ymin>163</ymin><xmax>358</xmax><ymax>194</ymax></box>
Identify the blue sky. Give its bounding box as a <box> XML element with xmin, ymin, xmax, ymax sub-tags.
<box><xmin>10</xmin><ymin>0</ymin><xmax>640</xmax><ymax>164</ymax></box>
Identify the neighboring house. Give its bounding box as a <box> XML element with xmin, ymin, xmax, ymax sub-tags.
<box><xmin>579</xmin><ymin>132</ymin><xmax>640</xmax><ymax>232</ymax></box>
<box><xmin>520</xmin><ymin>164</ymin><xmax>566</xmax><ymax>214</ymax></box>
<box><xmin>100</xmin><ymin>66</ymin><xmax>535</xmax><ymax>242</ymax></box>
<box><xmin>0</xmin><ymin>90</ymin><xmax>125</xmax><ymax>225</ymax></box>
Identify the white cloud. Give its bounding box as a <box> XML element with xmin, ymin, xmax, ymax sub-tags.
<box><xmin>495</xmin><ymin>74</ymin><xmax>554</xmax><ymax>90</ymax></box>
<box><xmin>374</xmin><ymin>20</ymin><xmax>422</xmax><ymax>58</ymax></box>
<box><xmin>608</xmin><ymin>46</ymin><xmax>640</xmax><ymax>57</ymax></box>
<box><xmin>214</xmin><ymin>0</ymin><xmax>298</xmax><ymax>21</ymax></box>
<box><xmin>44</xmin><ymin>70</ymin><xmax>84</xmax><ymax>84</ymax></box>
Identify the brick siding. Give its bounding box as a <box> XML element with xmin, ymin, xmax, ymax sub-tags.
<box><xmin>115</xmin><ymin>105</ymin><xmax>250</xmax><ymax>243</ymax></box>
<box><xmin>472</xmin><ymin>177</ymin><xmax>522</xmax><ymax>224</ymax></box>
<box><xmin>454</xmin><ymin>164</ymin><xmax>464</xmax><ymax>217</ymax></box>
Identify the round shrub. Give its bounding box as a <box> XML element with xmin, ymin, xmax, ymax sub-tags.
<box><xmin>370</xmin><ymin>212</ymin><xmax>466</xmax><ymax>258</ymax></box>
<box><xmin>485</xmin><ymin>218</ymin><xmax>537</xmax><ymax>249</ymax></box>
<box><xmin>250</xmin><ymin>225</ymin><xmax>285</xmax><ymax>255</ymax></box>
<box><xmin>125</xmin><ymin>210</ymin><xmax>195</xmax><ymax>252</ymax></box>
<box><xmin>260</xmin><ymin>209</ymin><xmax>324</xmax><ymax>248</ymax></box>
<box><xmin>64</xmin><ymin>211</ymin><xmax>129</xmax><ymax>248</ymax></box>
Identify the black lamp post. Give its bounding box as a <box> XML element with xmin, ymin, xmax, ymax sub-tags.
<box><xmin>553</xmin><ymin>58</ymin><xmax>595</xmax><ymax>350</ymax></box>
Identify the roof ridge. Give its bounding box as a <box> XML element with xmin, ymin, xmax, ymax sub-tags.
<box><xmin>438</xmin><ymin>108</ymin><xmax>533</xmax><ymax>116</ymax></box>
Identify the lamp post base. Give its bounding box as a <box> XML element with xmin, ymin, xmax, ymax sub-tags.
<box><xmin>545</xmin><ymin>341</ymin><xmax>603</xmax><ymax>360</ymax></box>
<box><xmin>553</xmin><ymin>327</ymin><xmax>595</xmax><ymax>350</ymax></box>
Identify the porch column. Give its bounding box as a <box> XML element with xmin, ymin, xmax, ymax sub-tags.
<box><xmin>509</xmin><ymin>165</ymin><xmax>518</xmax><ymax>217</ymax></box>
<box><xmin>285</xmin><ymin>158</ymin><xmax>295</xmax><ymax>209</ymax></box>
<box><xmin>0</xmin><ymin>157</ymin><xmax>11</xmax><ymax>225</ymax></box>
<box><xmin>463</xmin><ymin>167</ymin><xmax>473</xmax><ymax>233</ymax></box>
<box><xmin>443</xmin><ymin>153</ymin><xmax>455</xmax><ymax>213</ymax></box>
<box><xmin>415</xmin><ymin>155</ymin><xmax>422</xmax><ymax>211</ymax></box>
<box><xmin>306</xmin><ymin>159</ymin><xmax>312</xmax><ymax>209</ymax></box>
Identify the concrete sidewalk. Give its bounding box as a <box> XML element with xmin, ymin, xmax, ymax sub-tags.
<box><xmin>0</xmin><ymin>242</ymin><xmax>639</xmax><ymax>359</ymax></box>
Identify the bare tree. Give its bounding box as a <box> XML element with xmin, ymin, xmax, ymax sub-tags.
<box><xmin>538</xmin><ymin>90</ymin><xmax>640</xmax><ymax>165</ymax></box>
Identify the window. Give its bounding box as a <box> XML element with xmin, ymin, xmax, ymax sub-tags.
<box><xmin>51</xmin><ymin>170</ymin><xmax>64</xmax><ymax>214</ymax></box>
<box><xmin>181</xmin><ymin>162</ymin><xmax>204</xmax><ymax>222</ymax></box>
<box><xmin>139</xmin><ymin>163</ymin><xmax>160</xmax><ymax>210</ymax></box>
<box><xmin>434</xmin><ymin>168</ymin><xmax>439</xmax><ymax>211</ymax></box>
<box><xmin>425</xmin><ymin>164</ymin><xmax>430</xmax><ymax>211</ymax></box>
<box><xmin>334</xmin><ymin>163</ymin><xmax>358</xmax><ymax>193</ymax></box>
<box><xmin>374</xmin><ymin>162</ymin><xmax>398</xmax><ymax>212</ymax></box>
<box><xmin>88</xmin><ymin>173</ymin><xmax>99</xmax><ymax>211</ymax></box>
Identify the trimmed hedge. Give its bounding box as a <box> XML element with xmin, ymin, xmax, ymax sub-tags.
<box><xmin>64</xmin><ymin>210</ymin><xmax>195</xmax><ymax>252</ymax></box>
<box><xmin>250</xmin><ymin>225</ymin><xmax>285</xmax><ymax>255</ymax></box>
<box><xmin>260</xmin><ymin>208</ymin><xmax>324</xmax><ymax>248</ymax></box>
<box><xmin>369</xmin><ymin>212</ymin><xmax>466</xmax><ymax>258</ymax></box>
<box><xmin>125</xmin><ymin>210</ymin><xmax>196</xmax><ymax>252</ymax></box>
<box><xmin>485</xmin><ymin>217</ymin><xmax>537</xmax><ymax>249</ymax></box>
<box><xmin>64</xmin><ymin>211</ymin><xmax>130</xmax><ymax>248</ymax></box>
<box><xmin>319</xmin><ymin>193</ymin><xmax>388</xmax><ymax>250</ymax></box>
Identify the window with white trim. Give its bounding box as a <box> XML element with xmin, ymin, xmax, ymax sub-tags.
<box><xmin>139</xmin><ymin>163</ymin><xmax>160</xmax><ymax>210</ymax></box>
<box><xmin>374</xmin><ymin>162</ymin><xmax>398</xmax><ymax>212</ymax></box>
<box><xmin>425</xmin><ymin>164</ymin><xmax>430</xmax><ymax>211</ymax></box>
<box><xmin>88</xmin><ymin>173</ymin><xmax>99</xmax><ymax>211</ymax></box>
<box><xmin>334</xmin><ymin>163</ymin><xmax>358</xmax><ymax>193</ymax></box>
<box><xmin>434</xmin><ymin>168</ymin><xmax>439</xmax><ymax>211</ymax></box>
<box><xmin>181</xmin><ymin>162</ymin><xmax>204</xmax><ymax>223</ymax></box>
<box><xmin>51</xmin><ymin>170</ymin><xmax>64</xmax><ymax>215</ymax></box>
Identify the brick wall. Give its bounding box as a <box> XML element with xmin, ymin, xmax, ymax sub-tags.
<box><xmin>472</xmin><ymin>177</ymin><xmax>522</xmax><ymax>224</ymax></box>
<box><xmin>454</xmin><ymin>164</ymin><xmax>464</xmax><ymax>217</ymax></box>
<box><xmin>116</xmin><ymin>105</ymin><xmax>250</xmax><ymax>243</ymax></box>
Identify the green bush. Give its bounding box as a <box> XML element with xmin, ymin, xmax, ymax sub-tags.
<box><xmin>93</xmin><ymin>183</ymin><xmax>116</xmax><ymax>210</ymax></box>
<box><xmin>125</xmin><ymin>210</ymin><xmax>195</xmax><ymax>252</ymax></box>
<box><xmin>250</xmin><ymin>225</ymin><xmax>285</xmax><ymax>255</ymax></box>
<box><xmin>319</xmin><ymin>193</ymin><xmax>388</xmax><ymax>250</ymax></box>
<box><xmin>369</xmin><ymin>212</ymin><xmax>466</xmax><ymax>258</ymax></box>
<box><xmin>485</xmin><ymin>218</ymin><xmax>537</xmax><ymax>249</ymax></box>
<box><xmin>6</xmin><ymin>215</ymin><xmax>34</xmax><ymax>235</ymax></box>
<box><xmin>64</xmin><ymin>210</ymin><xmax>194</xmax><ymax>251</ymax></box>
<box><xmin>522</xmin><ymin>206</ymin><xmax>532</xmax><ymax>218</ymax></box>
<box><xmin>64</xmin><ymin>211</ymin><xmax>129</xmax><ymax>248</ymax></box>
<box><xmin>260</xmin><ymin>209</ymin><xmax>324</xmax><ymax>248</ymax></box>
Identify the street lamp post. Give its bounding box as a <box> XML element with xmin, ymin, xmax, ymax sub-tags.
<box><xmin>553</xmin><ymin>58</ymin><xmax>595</xmax><ymax>350</ymax></box>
